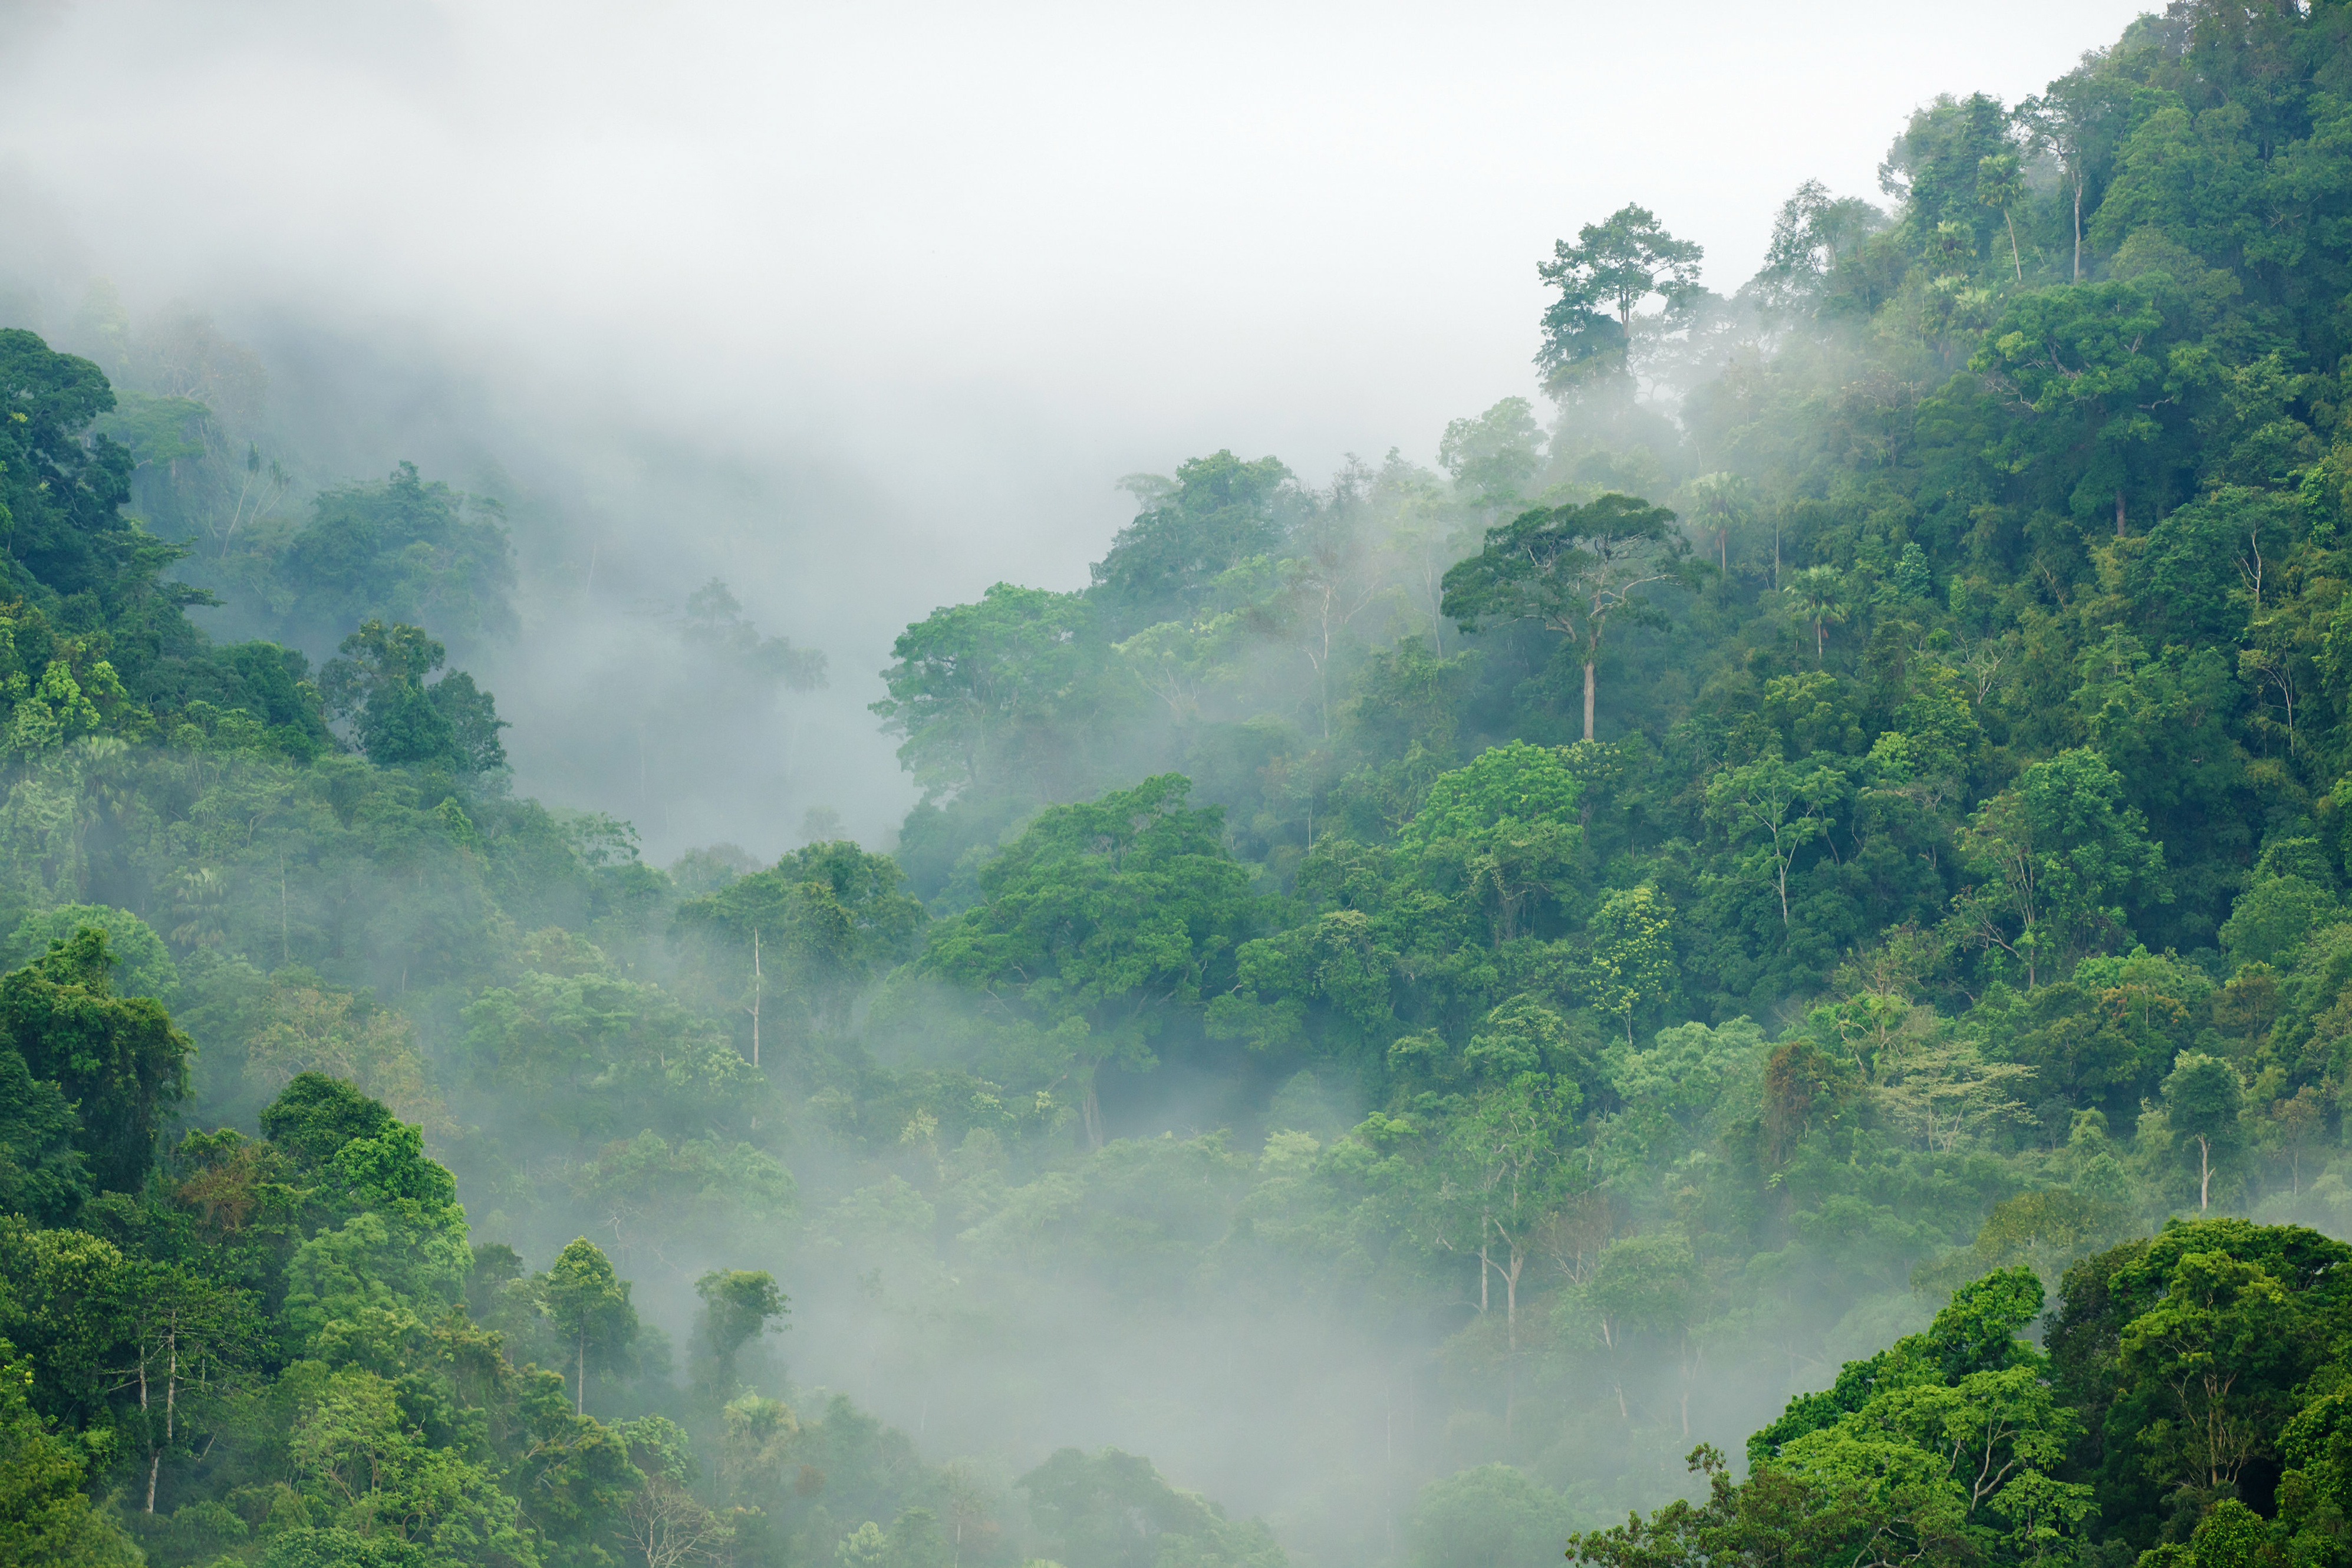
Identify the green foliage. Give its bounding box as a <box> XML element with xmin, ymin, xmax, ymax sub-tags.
<box><xmin>1</xmin><ymin>926</ymin><xmax>192</xmax><ymax>1194</ymax></box>
<box><xmin>321</xmin><ymin>618</ymin><xmax>508</xmax><ymax>773</ymax></box>
<box><xmin>266</xmin><ymin>460</ymin><xmax>516</xmax><ymax>655</ymax></box>
<box><xmin>1536</xmin><ymin>205</ymin><xmax>1704</xmax><ymax>387</ymax></box>
<box><xmin>541</xmin><ymin>1237</ymin><xmax>638</xmax><ymax>1416</ymax></box>
<box><xmin>0</xmin><ymin>1345</ymin><xmax>141</xmax><ymax>1566</ymax></box>
<box><xmin>871</xmin><ymin>583</ymin><xmax>1101</xmax><ymax>802</ymax></box>
<box><xmin>1020</xmin><ymin>1448</ymin><xmax>1285</xmax><ymax>1568</ymax></box>
<box><xmin>1092</xmin><ymin>452</ymin><xmax>1299</xmax><ymax>633</ymax></box>
<box><xmin>36</xmin><ymin>9</ymin><xmax>2352</xmax><ymax>1567</ymax></box>
<box><xmin>920</xmin><ymin>773</ymin><xmax>1260</xmax><ymax>1144</ymax></box>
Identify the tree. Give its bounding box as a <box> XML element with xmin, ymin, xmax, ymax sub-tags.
<box><xmin>0</xmin><ymin>328</ymin><xmax>172</xmax><ymax>608</ymax></box>
<box><xmin>1681</xmin><ymin>472</ymin><xmax>1750</xmax><ymax>575</ymax></box>
<box><xmin>1977</xmin><ymin>151</ymin><xmax>2025</xmax><ymax>281</ymax></box>
<box><xmin>1969</xmin><ymin>265</ymin><xmax>2211</xmax><ymax>538</ymax></box>
<box><xmin>869</xmin><ymin>583</ymin><xmax>1098</xmax><ymax>801</ymax></box>
<box><xmin>1020</xmin><ymin>1447</ymin><xmax>1284</xmax><ymax>1568</ymax></box>
<box><xmin>1398</xmin><ymin>741</ymin><xmax>1584</xmax><ymax>945</ymax></box>
<box><xmin>271</xmin><ymin>460</ymin><xmax>516</xmax><ymax>654</ymax></box>
<box><xmin>1441</xmin><ymin>493</ymin><xmax>1689</xmax><ymax>741</ymax></box>
<box><xmin>108</xmin><ymin>1261</ymin><xmax>260</xmax><ymax>1513</ymax></box>
<box><xmin>318</xmin><ymin>618</ymin><xmax>508</xmax><ymax>772</ymax></box>
<box><xmin>2022</xmin><ymin>65</ymin><xmax>2130</xmax><ymax>282</ymax></box>
<box><xmin>1587</xmin><ymin>1230</ymin><xmax>1699</xmax><ymax>1422</ymax></box>
<box><xmin>0</xmin><ymin>927</ymin><xmax>192</xmax><ymax>1194</ymax></box>
<box><xmin>1781</xmin><ymin>566</ymin><xmax>1847</xmax><ymax>664</ymax></box>
<box><xmin>1436</xmin><ymin>1069</ymin><xmax>1583</xmax><ymax>1429</ymax></box>
<box><xmin>1950</xmin><ymin>749</ymin><xmax>2165</xmax><ymax>987</ymax></box>
<box><xmin>693</xmin><ymin>1269</ymin><xmax>787</xmax><ymax>1396</ymax></box>
<box><xmin>1536</xmin><ymin>204</ymin><xmax>1704</xmax><ymax>387</ymax></box>
<box><xmin>920</xmin><ymin>775</ymin><xmax>1260</xmax><ymax>1148</ymax></box>
<box><xmin>675</xmin><ymin>841</ymin><xmax>924</xmax><ymax>1062</ymax></box>
<box><xmin>1584</xmin><ymin>884</ymin><xmax>1674</xmax><ymax>1045</ymax></box>
<box><xmin>1405</xmin><ymin>1464</ymin><xmax>1572</xmax><ymax>1568</ymax></box>
<box><xmin>679</xmin><ymin>578</ymin><xmax>828</xmax><ymax>690</ymax></box>
<box><xmin>1754</xmin><ymin>179</ymin><xmax>1884</xmax><ymax>313</ymax></box>
<box><xmin>1438</xmin><ymin>398</ymin><xmax>1546</xmax><ymax>508</ymax></box>
<box><xmin>1091</xmin><ymin>451</ymin><xmax>1296</xmax><ymax>633</ymax></box>
<box><xmin>2162</xmin><ymin>1052</ymin><xmax>2245</xmax><ymax>1212</ymax></box>
<box><xmin>0</xmin><ymin>1345</ymin><xmax>141</xmax><ymax>1567</ymax></box>
<box><xmin>540</xmin><ymin>1237</ymin><xmax>638</xmax><ymax>1416</ymax></box>
<box><xmin>1705</xmin><ymin>756</ymin><xmax>1847</xmax><ymax>930</ymax></box>
<box><xmin>2116</xmin><ymin>1246</ymin><xmax>2290</xmax><ymax>1490</ymax></box>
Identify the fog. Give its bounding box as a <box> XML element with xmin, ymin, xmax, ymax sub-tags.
<box><xmin>0</xmin><ymin>4</ymin><xmax>2167</xmax><ymax>1563</ymax></box>
<box><xmin>0</xmin><ymin>0</ymin><xmax>2145</xmax><ymax>855</ymax></box>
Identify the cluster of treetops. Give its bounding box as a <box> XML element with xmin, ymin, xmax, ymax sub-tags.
<box><xmin>21</xmin><ymin>0</ymin><xmax>2352</xmax><ymax>1564</ymax></box>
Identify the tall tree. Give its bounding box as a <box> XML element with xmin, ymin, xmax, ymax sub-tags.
<box><xmin>1441</xmin><ymin>494</ymin><xmax>1691</xmax><ymax>740</ymax></box>
<box><xmin>1536</xmin><ymin>205</ymin><xmax>1705</xmax><ymax>387</ymax></box>
<box><xmin>540</xmin><ymin>1237</ymin><xmax>638</xmax><ymax>1416</ymax></box>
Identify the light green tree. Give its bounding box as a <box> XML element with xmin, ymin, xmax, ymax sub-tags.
<box><xmin>1584</xmin><ymin>884</ymin><xmax>1674</xmax><ymax>1044</ymax></box>
<box><xmin>2162</xmin><ymin>1052</ymin><xmax>2245</xmax><ymax>1212</ymax></box>
<box><xmin>1704</xmin><ymin>755</ymin><xmax>1849</xmax><ymax>930</ymax></box>
<box><xmin>540</xmin><ymin>1237</ymin><xmax>638</xmax><ymax>1415</ymax></box>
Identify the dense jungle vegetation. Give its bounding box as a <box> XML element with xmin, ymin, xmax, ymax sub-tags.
<box><xmin>22</xmin><ymin>3</ymin><xmax>2352</xmax><ymax>1566</ymax></box>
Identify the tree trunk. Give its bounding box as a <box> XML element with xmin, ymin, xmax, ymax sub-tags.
<box><xmin>1582</xmin><ymin>660</ymin><xmax>1596</xmax><ymax>743</ymax></box>
<box><xmin>578</xmin><ymin>1331</ymin><xmax>587</xmax><ymax>1416</ymax></box>
<box><xmin>2005</xmin><ymin>209</ymin><xmax>2021</xmax><ymax>281</ymax></box>
<box><xmin>2073</xmin><ymin>177</ymin><xmax>2083</xmax><ymax>282</ymax></box>
<box><xmin>2116</xmin><ymin>489</ymin><xmax>2127</xmax><ymax>538</ymax></box>
<box><xmin>750</xmin><ymin>927</ymin><xmax>761</xmax><ymax>1069</ymax></box>
<box><xmin>1081</xmin><ymin>1071</ymin><xmax>1105</xmax><ymax>1152</ymax></box>
<box><xmin>2199</xmin><ymin>1134</ymin><xmax>2212</xmax><ymax>1211</ymax></box>
<box><xmin>1503</xmin><ymin>1243</ymin><xmax>1520</xmax><ymax>1438</ymax></box>
<box><xmin>150</xmin><ymin>1322</ymin><xmax>177</xmax><ymax>1514</ymax></box>
<box><xmin>137</xmin><ymin>1345</ymin><xmax>153</xmax><ymax>1511</ymax></box>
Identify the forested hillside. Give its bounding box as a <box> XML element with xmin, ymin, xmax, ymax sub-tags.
<box><xmin>15</xmin><ymin>3</ymin><xmax>2352</xmax><ymax>1567</ymax></box>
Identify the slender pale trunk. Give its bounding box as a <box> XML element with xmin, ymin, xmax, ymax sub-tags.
<box><xmin>2116</xmin><ymin>490</ymin><xmax>2127</xmax><ymax>538</ymax></box>
<box><xmin>750</xmin><ymin>927</ymin><xmax>761</xmax><ymax>1068</ymax></box>
<box><xmin>577</xmin><ymin>1332</ymin><xmax>587</xmax><ymax>1416</ymax></box>
<box><xmin>2005</xmin><ymin>209</ymin><xmax>2021</xmax><ymax>281</ymax></box>
<box><xmin>137</xmin><ymin>1345</ymin><xmax>153</xmax><ymax>1511</ymax></box>
<box><xmin>1502</xmin><ymin>1241</ymin><xmax>1521</xmax><ymax>1438</ymax></box>
<box><xmin>2199</xmin><ymin>1135</ymin><xmax>2212</xmax><ymax>1211</ymax></box>
<box><xmin>1082</xmin><ymin>1072</ymin><xmax>1104</xmax><ymax>1151</ymax></box>
<box><xmin>2073</xmin><ymin>177</ymin><xmax>2083</xmax><ymax>282</ymax></box>
<box><xmin>1582</xmin><ymin>661</ymin><xmax>1596</xmax><ymax>742</ymax></box>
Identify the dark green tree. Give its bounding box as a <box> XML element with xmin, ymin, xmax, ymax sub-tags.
<box><xmin>1535</xmin><ymin>204</ymin><xmax>1704</xmax><ymax>387</ymax></box>
<box><xmin>0</xmin><ymin>929</ymin><xmax>192</xmax><ymax>1195</ymax></box>
<box><xmin>1441</xmin><ymin>494</ymin><xmax>1689</xmax><ymax>741</ymax></box>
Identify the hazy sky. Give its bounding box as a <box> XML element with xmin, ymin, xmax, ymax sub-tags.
<box><xmin>0</xmin><ymin>0</ymin><xmax>2153</xmax><ymax>844</ymax></box>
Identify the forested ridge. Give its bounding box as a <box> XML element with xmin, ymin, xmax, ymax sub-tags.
<box><xmin>16</xmin><ymin>4</ymin><xmax>2352</xmax><ymax>1567</ymax></box>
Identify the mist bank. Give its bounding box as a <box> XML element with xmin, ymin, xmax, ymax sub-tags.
<box><xmin>14</xmin><ymin>5</ymin><xmax>2352</xmax><ymax>1568</ymax></box>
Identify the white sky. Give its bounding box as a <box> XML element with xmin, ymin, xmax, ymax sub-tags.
<box><xmin>4</xmin><ymin>1</ymin><xmax>2150</xmax><ymax>503</ymax></box>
